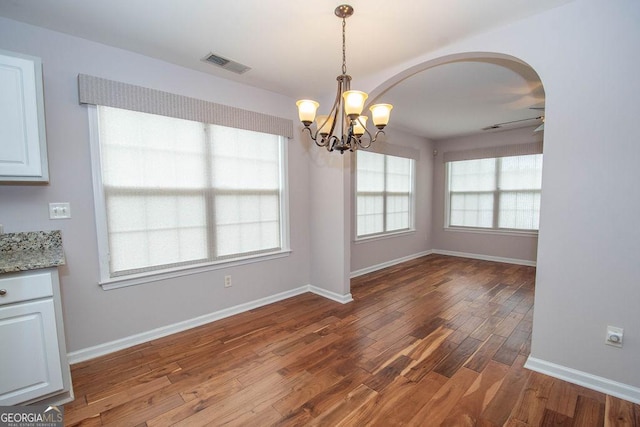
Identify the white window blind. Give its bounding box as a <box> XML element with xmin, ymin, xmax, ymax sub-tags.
<box><xmin>449</xmin><ymin>158</ymin><xmax>495</xmax><ymax>228</ymax></box>
<box><xmin>356</xmin><ymin>150</ymin><xmax>414</xmax><ymax>238</ymax></box>
<box><xmin>498</xmin><ymin>155</ymin><xmax>542</xmax><ymax>229</ymax></box>
<box><xmin>210</xmin><ymin>125</ymin><xmax>281</xmax><ymax>259</ymax></box>
<box><xmin>97</xmin><ymin>106</ymin><xmax>285</xmax><ymax>278</ymax></box>
<box><xmin>447</xmin><ymin>153</ymin><xmax>543</xmax><ymax>231</ymax></box>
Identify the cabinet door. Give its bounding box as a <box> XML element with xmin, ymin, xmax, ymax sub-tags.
<box><xmin>0</xmin><ymin>50</ymin><xmax>49</xmax><ymax>181</ymax></box>
<box><xmin>0</xmin><ymin>299</ymin><xmax>63</xmax><ymax>405</ymax></box>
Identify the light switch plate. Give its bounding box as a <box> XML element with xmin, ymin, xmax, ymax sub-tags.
<box><xmin>49</xmin><ymin>202</ymin><xmax>71</xmax><ymax>219</ymax></box>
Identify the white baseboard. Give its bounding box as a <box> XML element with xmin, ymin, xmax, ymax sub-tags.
<box><xmin>350</xmin><ymin>250</ymin><xmax>433</xmax><ymax>278</ymax></box>
<box><xmin>68</xmin><ymin>284</ymin><xmax>350</xmax><ymax>364</ymax></box>
<box><xmin>525</xmin><ymin>356</ymin><xmax>640</xmax><ymax>404</ymax></box>
<box><xmin>432</xmin><ymin>249</ymin><xmax>536</xmax><ymax>267</ymax></box>
<box><xmin>349</xmin><ymin>249</ymin><xmax>534</xmax><ymax>278</ymax></box>
<box><xmin>309</xmin><ymin>285</ymin><xmax>353</xmax><ymax>304</ymax></box>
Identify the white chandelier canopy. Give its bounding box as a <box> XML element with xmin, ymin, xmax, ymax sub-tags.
<box><xmin>296</xmin><ymin>4</ymin><xmax>393</xmax><ymax>154</ymax></box>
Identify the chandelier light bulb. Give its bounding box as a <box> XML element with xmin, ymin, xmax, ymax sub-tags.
<box><xmin>343</xmin><ymin>90</ymin><xmax>368</xmax><ymax>119</ymax></box>
<box><xmin>296</xmin><ymin>99</ymin><xmax>319</xmax><ymax>125</ymax></box>
<box><xmin>316</xmin><ymin>114</ymin><xmax>334</xmax><ymax>136</ymax></box>
<box><xmin>353</xmin><ymin>116</ymin><xmax>368</xmax><ymax>136</ymax></box>
<box><xmin>370</xmin><ymin>103</ymin><xmax>393</xmax><ymax>128</ymax></box>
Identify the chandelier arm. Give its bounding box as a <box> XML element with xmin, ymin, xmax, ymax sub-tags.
<box><xmin>302</xmin><ymin>125</ymin><xmax>332</xmax><ymax>148</ymax></box>
<box><xmin>311</xmin><ymin>75</ymin><xmax>345</xmax><ymax>143</ymax></box>
<box><xmin>356</xmin><ymin>136</ymin><xmax>372</xmax><ymax>150</ymax></box>
<box><xmin>345</xmin><ymin>123</ymin><xmax>356</xmax><ymax>151</ymax></box>
<box><xmin>368</xmin><ymin>129</ymin><xmax>386</xmax><ymax>146</ymax></box>
<box><xmin>338</xmin><ymin>77</ymin><xmax>348</xmax><ymax>141</ymax></box>
<box><xmin>316</xmin><ymin>136</ymin><xmax>331</xmax><ymax>148</ymax></box>
<box><xmin>355</xmin><ymin>127</ymin><xmax>386</xmax><ymax>150</ymax></box>
<box><xmin>352</xmin><ymin>116</ymin><xmax>370</xmax><ymax>150</ymax></box>
<box><xmin>330</xmin><ymin>77</ymin><xmax>345</xmax><ymax>137</ymax></box>
<box><xmin>331</xmin><ymin>106</ymin><xmax>341</xmax><ymax>144</ymax></box>
<box><xmin>349</xmin><ymin>135</ymin><xmax>359</xmax><ymax>152</ymax></box>
<box><xmin>329</xmin><ymin>135</ymin><xmax>342</xmax><ymax>152</ymax></box>
<box><xmin>301</xmin><ymin>125</ymin><xmax>313</xmax><ymax>140</ymax></box>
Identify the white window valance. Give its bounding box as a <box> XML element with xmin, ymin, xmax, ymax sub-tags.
<box><xmin>78</xmin><ymin>74</ymin><xmax>294</xmax><ymax>139</ymax></box>
<box><xmin>443</xmin><ymin>141</ymin><xmax>543</xmax><ymax>163</ymax></box>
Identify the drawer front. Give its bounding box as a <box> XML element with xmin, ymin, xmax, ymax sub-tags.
<box><xmin>0</xmin><ymin>271</ymin><xmax>53</xmax><ymax>306</ymax></box>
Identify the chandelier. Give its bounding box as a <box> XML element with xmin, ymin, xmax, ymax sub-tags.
<box><xmin>296</xmin><ymin>4</ymin><xmax>393</xmax><ymax>154</ymax></box>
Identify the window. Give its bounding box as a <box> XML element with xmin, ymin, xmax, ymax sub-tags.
<box><xmin>356</xmin><ymin>150</ymin><xmax>414</xmax><ymax>238</ymax></box>
<box><xmin>446</xmin><ymin>153</ymin><xmax>543</xmax><ymax>231</ymax></box>
<box><xmin>92</xmin><ymin>106</ymin><xmax>287</xmax><ymax>280</ymax></box>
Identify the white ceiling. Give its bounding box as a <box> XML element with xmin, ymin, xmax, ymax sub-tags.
<box><xmin>384</xmin><ymin>59</ymin><xmax>546</xmax><ymax>140</ymax></box>
<box><xmin>0</xmin><ymin>0</ymin><xmax>570</xmax><ymax>139</ymax></box>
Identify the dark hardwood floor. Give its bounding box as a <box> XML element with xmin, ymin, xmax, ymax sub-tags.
<box><xmin>64</xmin><ymin>254</ymin><xmax>640</xmax><ymax>426</ymax></box>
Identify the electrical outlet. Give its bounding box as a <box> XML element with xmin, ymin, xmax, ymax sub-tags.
<box><xmin>49</xmin><ymin>202</ymin><xmax>71</xmax><ymax>219</ymax></box>
<box><xmin>606</xmin><ymin>326</ymin><xmax>623</xmax><ymax>348</ymax></box>
<box><xmin>224</xmin><ymin>275</ymin><xmax>232</xmax><ymax>288</ymax></box>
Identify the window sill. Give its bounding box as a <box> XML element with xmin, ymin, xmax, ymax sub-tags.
<box><xmin>355</xmin><ymin>229</ymin><xmax>416</xmax><ymax>244</ymax></box>
<box><xmin>100</xmin><ymin>249</ymin><xmax>292</xmax><ymax>290</ymax></box>
<box><xmin>444</xmin><ymin>226</ymin><xmax>538</xmax><ymax>237</ymax></box>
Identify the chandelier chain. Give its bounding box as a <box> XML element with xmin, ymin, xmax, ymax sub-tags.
<box><xmin>341</xmin><ymin>18</ymin><xmax>347</xmax><ymax>75</ymax></box>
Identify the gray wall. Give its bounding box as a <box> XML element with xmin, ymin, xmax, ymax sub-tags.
<box><xmin>432</xmin><ymin>126</ymin><xmax>542</xmax><ymax>263</ymax></box>
<box><xmin>0</xmin><ymin>17</ymin><xmax>311</xmax><ymax>354</ymax></box>
<box><xmin>308</xmin><ymin>148</ymin><xmax>351</xmax><ymax>297</ymax></box>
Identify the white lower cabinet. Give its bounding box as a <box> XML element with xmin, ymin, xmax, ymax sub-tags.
<box><xmin>0</xmin><ymin>269</ymin><xmax>73</xmax><ymax>405</ymax></box>
<box><xmin>0</xmin><ymin>300</ymin><xmax>63</xmax><ymax>404</ymax></box>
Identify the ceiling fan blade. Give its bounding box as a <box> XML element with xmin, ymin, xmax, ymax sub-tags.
<box><xmin>483</xmin><ymin>116</ymin><xmax>543</xmax><ymax>131</ymax></box>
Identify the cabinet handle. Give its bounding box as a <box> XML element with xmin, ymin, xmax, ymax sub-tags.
<box><xmin>0</xmin><ymin>289</ymin><xmax>6</xmax><ymax>296</ymax></box>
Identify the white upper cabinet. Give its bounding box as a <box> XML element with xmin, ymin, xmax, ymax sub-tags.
<box><xmin>0</xmin><ymin>50</ymin><xmax>49</xmax><ymax>182</ymax></box>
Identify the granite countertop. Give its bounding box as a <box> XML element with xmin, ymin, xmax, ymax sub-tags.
<box><xmin>0</xmin><ymin>230</ymin><xmax>66</xmax><ymax>274</ymax></box>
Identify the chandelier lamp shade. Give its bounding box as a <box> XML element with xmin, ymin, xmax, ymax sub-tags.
<box><xmin>296</xmin><ymin>4</ymin><xmax>393</xmax><ymax>153</ymax></box>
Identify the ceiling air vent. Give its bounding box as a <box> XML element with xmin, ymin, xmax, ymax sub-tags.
<box><xmin>201</xmin><ymin>53</ymin><xmax>251</xmax><ymax>74</ymax></box>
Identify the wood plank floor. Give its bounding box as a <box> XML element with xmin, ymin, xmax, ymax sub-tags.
<box><xmin>64</xmin><ymin>254</ymin><xmax>640</xmax><ymax>426</ymax></box>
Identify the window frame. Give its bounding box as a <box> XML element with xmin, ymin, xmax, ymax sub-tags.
<box><xmin>87</xmin><ymin>105</ymin><xmax>291</xmax><ymax>290</ymax></box>
<box><xmin>355</xmin><ymin>150</ymin><xmax>416</xmax><ymax>241</ymax></box>
<box><xmin>444</xmin><ymin>154</ymin><xmax>541</xmax><ymax>236</ymax></box>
